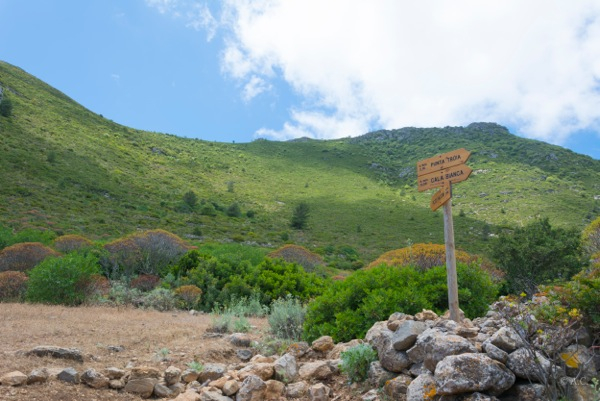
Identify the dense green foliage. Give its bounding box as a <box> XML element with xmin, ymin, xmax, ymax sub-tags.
<box><xmin>26</xmin><ymin>252</ymin><xmax>101</xmax><ymax>305</ymax></box>
<box><xmin>339</xmin><ymin>344</ymin><xmax>378</xmax><ymax>383</ymax></box>
<box><xmin>303</xmin><ymin>263</ymin><xmax>498</xmax><ymax>342</ymax></box>
<box><xmin>491</xmin><ymin>218</ymin><xmax>584</xmax><ymax>296</ymax></box>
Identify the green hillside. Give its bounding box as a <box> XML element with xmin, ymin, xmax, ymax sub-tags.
<box><xmin>1</xmin><ymin>60</ymin><xmax>599</xmax><ymax>262</ymax></box>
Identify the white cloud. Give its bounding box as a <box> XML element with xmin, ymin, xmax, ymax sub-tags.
<box><xmin>214</xmin><ymin>0</ymin><xmax>600</xmax><ymax>143</ymax></box>
<box><xmin>242</xmin><ymin>75</ymin><xmax>271</xmax><ymax>102</ymax></box>
<box><xmin>145</xmin><ymin>0</ymin><xmax>179</xmax><ymax>16</ymax></box>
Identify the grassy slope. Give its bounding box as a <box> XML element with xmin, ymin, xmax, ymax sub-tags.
<box><xmin>1</xmin><ymin>61</ymin><xmax>599</xmax><ymax>262</ymax></box>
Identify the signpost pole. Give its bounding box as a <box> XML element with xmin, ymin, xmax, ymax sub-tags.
<box><xmin>442</xmin><ymin>190</ymin><xmax>460</xmax><ymax>322</ymax></box>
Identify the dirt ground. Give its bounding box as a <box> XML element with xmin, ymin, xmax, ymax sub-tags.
<box><xmin>0</xmin><ymin>303</ymin><xmax>269</xmax><ymax>401</ymax></box>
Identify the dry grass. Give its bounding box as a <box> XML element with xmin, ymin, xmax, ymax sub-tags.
<box><xmin>0</xmin><ymin>303</ymin><xmax>268</xmax><ymax>400</ymax></box>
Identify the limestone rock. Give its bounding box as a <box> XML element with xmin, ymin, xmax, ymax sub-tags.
<box><xmin>361</xmin><ymin>389</ymin><xmax>379</xmax><ymax>401</ymax></box>
<box><xmin>201</xmin><ymin>389</ymin><xmax>234</xmax><ymax>401</ymax></box>
<box><xmin>369</xmin><ymin>326</ymin><xmax>411</xmax><ymax>372</ymax></box>
<box><xmin>223</xmin><ymin>380</ymin><xmax>241</xmax><ymax>396</ymax></box>
<box><xmin>237</xmin><ymin>349</ymin><xmax>254</xmax><ymax>362</ymax></box>
<box><xmin>124</xmin><ymin>378</ymin><xmax>159</xmax><ymax>398</ymax></box>
<box><xmin>103</xmin><ymin>367</ymin><xmax>126</xmax><ymax>380</ymax></box>
<box><xmin>434</xmin><ymin>353</ymin><xmax>515</xmax><ymax>396</ymax></box>
<box><xmin>500</xmin><ymin>382</ymin><xmax>546</xmax><ymax>401</ymax></box>
<box><xmin>27</xmin><ymin>368</ymin><xmax>49</xmax><ymax>384</ymax></box>
<box><xmin>298</xmin><ymin>361</ymin><xmax>334</xmax><ymax>381</ymax></box>
<box><xmin>230</xmin><ymin>333</ymin><xmax>253</xmax><ymax>347</ymax></box>
<box><xmin>392</xmin><ymin>320</ymin><xmax>427</xmax><ymax>351</ymax></box>
<box><xmin>406</xmin><ymin>372</ymin><xmax>437</xmax><ymax>401</ymax></box>
<box><xmin>415</xmin><ymin>309</ymin><xmax>438</xmax><ymax>321</ymax></box>
<box><xmin>165</xmin><ymin>365</ymin><xmax>182</xmax><ymax>385</ymax></box>
<box><xmin>561</xmin><ymin>344</ymin><xmax>596</xmax><ymax>379</ymax></box>
<box><xmin>175</xmin><ymin>389</ymin><xmax>202</xmax><ymax>401</ymax></box>
<box><xmin>482</xmin><ymin>340</ymin><xmax>508</xmax><ymax>364</ymax></box>
<box><xmin>383</xmin><ymin>374</ymin><xmax>412</xmax><ymax>398</ymax></box>
<box><xmin>170</xmin><ymin>382</ymin><xmax>187</xmax><ymax>395</ymax></box>
<box><xmin>236</xmin><ymin>375</ymin><xmax>266</xmax><ymax>401</ymax></box>
<box><xmin>27</xmin><ymin>346</ymin><xmax>84</xmax><ymax>362</ymax></box>
<box><xmin>265</xmin><ymin>380</ymin><xmax>285</xmax><ymax>400</ymax></box>
<box><xmin>199</xmin><ymin>363</ymin><xmax>227</xmax><ymax>382</ymax></box>
<box><xmin>109</xmin><ymin>379</ymin><xmax>126</xmax><ymax>389</ymax></box>
<box><xmin>489</xmin><ymin>327</ymin><xmax>525</xmax><ymax>353</ymax></box>
<box><xmin>286</xmin><ymin>381</ymin><xmax>308</xmax><ymax>398</ymax></box>
<box><xmin>182</xmin><ymin>368</ymin><xmax>200</xmax><ymax>383</ymax></box>
<box><xmin>285</xmin><ymin>342</ymin><xmax>310</xmax><ymax>359</ymax></box>
<box><xmin>506</xmin><ymin>347</ymin><xmax>553</xmax><ymax>383</ymax></box>
<box><xmin>130</xmin><ymin>366</ymin><xmax>161</xmax><ymax>380</ymax></box>
<box><xmin>327</xmin><ymin>339</ymin><xmax>362</xmax><ymax>359</ymax></box>
<box><xmin>58</xmin><ymin>367</ymin><xmax>80</xmax><ymax>384</ymax></box>
<box><xmin>238</xmin><ymin>363</ymin><xmax>274</xmax><ymax>381</ymax></box>
<box><xmin>311</xmin><ymin>336</ymin><xmax>334</xmax><ymax>353</ymax></box>
<box><xmin>81</xmin><ymin>368</ymin><xmax>109</xmax><ymax>389</ymax></box>
<box><xmin>461</xmin><ymin>393</ymin><xmax>499</xmax><ymax>401</ymax></box>
<box><xmin>154</xmin><ymin>383</ymin><xmax>175</xmax><ymax>398</ymax></box>
<box><xmin>408</xmin><ymin>328</ymin><xmax>477</xmax><ymax>372</ymax></box>
<box><xmin>1</xmin><ymin>371</ymin><xmax>27</xmax><ymax>386</ymax></box>
<box><xmin>273</xmin><ymin>353</ymin><xmax>298</xmax><ymax>382</ymax></box>
<box><xmin>367</xmin><ymin>361</ymin><xmax>397</xmax><ymax>388</ymax></box>
<box><xmin>308</xmin><ymin>383</ymin><xmax>331</xmax><ymax>401</ymax></box>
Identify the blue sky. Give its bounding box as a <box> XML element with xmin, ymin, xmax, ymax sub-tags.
<box><xmin>1</xmin><ymin>1</ymin><xmax>599</xmax><ymax>159</ymax></box>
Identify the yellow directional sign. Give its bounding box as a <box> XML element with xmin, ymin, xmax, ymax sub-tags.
<box><xmin>417</xmin><ymin>148</ymin><xmax>471</xmax><ymax>177</ymax></box>
<box><xmin>418</xmin><ymin>164</ymin><xmax>472</xmax><ymax>192</ymax></box>
<box><xmin>430</xmin><ymin>183</ymin><xmax>452</xmax><ymax>211</ymax></box>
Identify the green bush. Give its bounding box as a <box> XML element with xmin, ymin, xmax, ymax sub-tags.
<box><xmin>0</xmin><ymin>97</ymin><xmax>13</xmax><ymax>117</ymax></box>
<box><xmin>339</xmin><ymin>344</ymin><xmax>378</xmax><ymax>383</ymax></box>
<box><xmin>140</xmin><ymin>287</ymin><xmax>177</xmax><ymax>311</ymax></box>
<box><xmin>247</xmin><ymin>258</ymin><xmax>327</xmax><ymax>304</ymax></box>
<box><xmin>268</xmin><ymin>296</ymin><xmax>306</xmax><ymax>341</ymax></box>
<box><xmin>26</xmin><ymin>252</ymin><xmax>101</xmax><ymax>305</ymax></box>
<box><xmin>100</xmin><ymin>281</ymin><xmax>143</xmax><ymax>306</ymax></box>
<box><xmin>491</xmin><ymin>218</ymin><xmax>584</xmax><ymax>296</ymax></box>
<box><xmin>226</xmin><ymin>202</ymin><xmax>242</xmax><ymax>217</ymax></box>
<box><xmin>304</xmin><ymin>263</ymin><xmax>498</xmax><ymax>342</ymax></box>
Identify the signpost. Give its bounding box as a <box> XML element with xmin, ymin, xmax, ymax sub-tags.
<box><xmin>416</xmin><ymin>148</ymin><xmax>471</xmax><ymax>322</ymax></box>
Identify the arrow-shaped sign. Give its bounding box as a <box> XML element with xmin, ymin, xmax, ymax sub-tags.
<box><xmin>418</xmin><ymin>164</ymin><xmax>472</xmax><ymax>192</ymax></box>
<box><xmin>430</xmin><ymin>183</ymin><xmax>452</xmax><ymax>211</ymax></box>
<box><xmin>417</xmin><ymin>148</ymin><xmax>471</xmax><ymax>177</ymax></box>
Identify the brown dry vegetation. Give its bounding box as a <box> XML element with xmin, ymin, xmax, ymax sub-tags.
<box><xmin>0</xmin><ymin>303</ymin><xmax>268</xmax><ymax>401</ymax></box>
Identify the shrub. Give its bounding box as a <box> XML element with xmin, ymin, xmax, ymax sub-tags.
<box><xmin>339</xmin><ymin>344</ymin><xmax>378</xmax><ymax>383</ymax></box>
<box><xmin>247</xmin><ymin>258</ymin><xmax>327</xmax><ymax>304</ymax></box>
<box><xmin>226</xmin><ymin>202</ymin><xmax>242</xmax><ymax>217</ymax></box>
<box><xmin>304</xmin><ymin>263</ymin><xmax>498</xmax><ymax>342</ymax></box>
<box><xmin>102</xmin><ymin>229</ymin><xmax>191</xmax><ymax>278</ymax></box>
<box><xmin>268</xmin><ymin>296</ymin><xmax>306</xmax><ymax>341</ymax></box>
<box><xmin>11</xmin><ymin>228</ymin><xmax>57</xmax><ymax>246</ymax></box>
<box><xmin>140</xmin><ymin>287</ymin><xmax>177</xmax><ymax>311</ymax></box>
<box><xmin>369</xmin><ymin>243</ymin><xmax>478</xmax><ymax>270</ymax></box>
<box><xmin>130</xmin><ymin>274</ymin><xmax>161</xmax><ymax>292</ymax></box>
<box><xmin>491</xmin><ymin>218</ymin><xmax>584</xmax><ymax>296</ymax></box>
<box><xmin>183</xmin><ymin>190</ymin><xmax>198</xmax><ymax>209</ymax></box>
<box><xmin>268</xmin><ymin>244</ymin><xmax>324</xmax><ymax>272</ymax></box>
<box><xmin>226</xmin><ymin>293</ymin><xmax>269</xmax><ymax>317</ymax></box>
<box><xmin>0</xmin><ymin>97</ymin><xmax>13</xmax><ymax>117</ymax></box>
<box><xmin>209</xmin><ymin>310</ymin><xmax>250</xmax><ymax>333</ymax></box>
<box><xmin>53</xmin><ymin>235</ymin><xmax>93</xmax><ymax>253</ymax></box>
<box><xmin>290</xmin><ymin>202</ymin><xmax>310</xmax><ymax>229</ymax></box>
<box><xmin>0</xmin><ymin>271</ymin><xmax>28</xmax><ymax>301</ymax></box>
<box><xmin>85</xmin><ymin>274</ymin><xmax>111</xmax><ymax>297</ymax></box>
<box><xmin>200</xmin><ymin>203</ymin><xmax>217</xmax><ymax>216</ymax></box>
<box><xmin>101</xmin><ymin>281</ymin><xmax>143</xmax><ymax>307</ymax></box>
<box><xmin>175</xmin><ymin>285</ymin><xmax>202</xmax><ymax>310</ymax></box>
<box><xmin>26</xmin><ymin>252</ymin><xmax>101</xmax><ymax>305</ymax></box>
<box><xmin>0</xmin><ymin>242</ymin><xmax>61</xmax><ymax>272</ymax></box>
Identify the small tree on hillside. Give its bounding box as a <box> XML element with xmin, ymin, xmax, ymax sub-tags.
<box><xmin>183</xmin><ymin>190</ymin><xmax>198</xmax><ymax>209</ymax></box>
<box><xmin>0</xmin><ymin>97</ymin><xmax>13</xmax><ymax>117</ymax></box>
<box><xmin>291</xmin><ymin>202</ymin><xmax>310</xmax><ymax>229</ymax></box>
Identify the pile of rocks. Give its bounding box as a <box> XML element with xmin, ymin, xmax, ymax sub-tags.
<box><xmin>1</xmin><ymin>303</ymin><xmax>598</xmax><ymax>401</ymax></box>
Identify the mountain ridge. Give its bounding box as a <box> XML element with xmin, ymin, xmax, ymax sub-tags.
<box><xmin>1</xmin><ymin>60</ymin><xmax>598</xmax><ymax>261</ymax></box>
